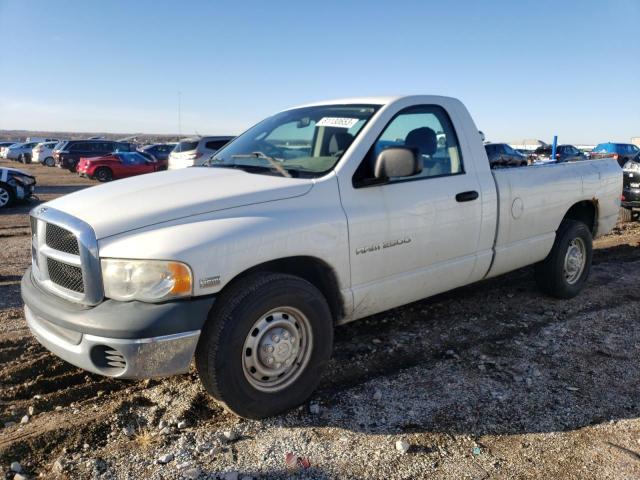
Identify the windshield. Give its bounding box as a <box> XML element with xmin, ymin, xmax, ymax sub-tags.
<box><xmin>207</xmin><ymin>104</ymin><xmax>378</xmax><ymax>177</ymax></box>
<box><xmin>174</xmin><ymin>140</ymin><xmax>199</xmax><ymax>152</ymax></box>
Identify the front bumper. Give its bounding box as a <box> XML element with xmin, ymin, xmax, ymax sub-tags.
<box><xmin>21</xmin><ymin>268</ymin><xmax>215</xmax><ymax>378</ymax></box>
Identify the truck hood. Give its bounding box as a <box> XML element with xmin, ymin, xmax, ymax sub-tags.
<box><xmin>45</xmin><ymin>167</ymin><xmax>314</xmax><ymax>239</ymax></box>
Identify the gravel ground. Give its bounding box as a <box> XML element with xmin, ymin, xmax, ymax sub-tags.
<box><xmin>1</xmin><ymin>159</ymin><xmax>640</xmax><ymax>479</ymax></box>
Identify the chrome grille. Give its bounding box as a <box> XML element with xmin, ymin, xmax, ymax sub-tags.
<box><xmin>30</xmin><ymin>207</ymin><xmax>103</xmax><ymax>305</ymax></box>
<box><xmin>45</xmin><ymin>223</ymin><xmax>79</xmax><ymax>255</ymax></box>
<box><xmin>46</xmin><ymin>258</ymin><xmax>84</xmax><ymax>293</ymax></box>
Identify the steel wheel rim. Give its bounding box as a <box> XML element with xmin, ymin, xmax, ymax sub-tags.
<box><xmin>242</xmin><ymin>307</ymin><xmax>313</xmax><ymax>392</ymax></box>
<box><xmin>0</xmin><ymin>188</ymin><xmax>9</xmax><ymax>207</ymax></box>
<box><xmin>564</xmin><ymin>237</ymin><xmax>586</xmax><ymax>284</ymax></box>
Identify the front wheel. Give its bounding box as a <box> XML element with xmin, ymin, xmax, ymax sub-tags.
<box><xmin>0</xmin><ymin>182</ymin><xmax>15</xmax><ymax>208</ymax></box>
<box><xmin>195</xmin><ymin>272</ymin><xmax>333</xmax><ymax>419</ymax></box>
<box><xmin>535</xmin><ymin>219</ymin><xmax>593</xmax><ymax>299</ymax></box>
<box><xmin>44</xmin><ymin>157</ymin><xmax>55</xmax><ymax>167</ymax></box>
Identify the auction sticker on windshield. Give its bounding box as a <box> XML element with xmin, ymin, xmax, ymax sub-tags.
<box><xmin>316</xmin><ymin>117</ymin><xmax>359</xmax><ymax>129</ymax></box>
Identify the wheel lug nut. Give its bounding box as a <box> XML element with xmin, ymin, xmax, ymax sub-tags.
<box><xmin>272</xmin><ymin>335</ymin><xmax>280</xmax><ymax>343</ymax></box>
<box><xmin>267</xmin><ymin>345</ymin><xmax>274</xmax><ymax>353</ymax></box>
<box><xmin>283</xmin><ymin>332</ymin><xmax>289</xmax><ymax>340</ymax></box>
<box><xmin>267</xmin><ymin>357</ymin><xmax>274</xmax><ymax>364</ymax></box>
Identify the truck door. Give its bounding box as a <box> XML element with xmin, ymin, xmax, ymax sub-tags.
<box><xmin>339</xmin><ymin>104</ymin><xmax>484</xmax><ymax>319</ymax></box>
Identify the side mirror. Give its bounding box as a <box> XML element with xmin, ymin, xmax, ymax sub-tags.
<box><xmin>374</xmin><ymin>147</ymin><xmax>422</xmax><ymax>179</ymax></box>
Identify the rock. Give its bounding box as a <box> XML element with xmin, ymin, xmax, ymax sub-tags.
<box><xmin>222</xmin><ymin>430</ymin><xmax>238</xmax><ymax>443</ymax></box>
<box><xmin>28</xmin><ymin>406</ymin><xmax>36</xmax><ymax>416</ymax></box>
<box><xmin>309</xmin><ymin>403</ymin><xmax>321</xmax><ymax>415</ymax></box>
<box><xmin>14</xmin><ymin>474</ymin><xmax>28</xmax><ymax>480</ymax></box>
<box><xmin>372</xmin><ymin>338</ymin><xmax>382</xmax><ymax>344</ymax></box>
<box><xmin>223</xmin><ymin>472</ymin><xmax>239</xmax><ymax>480</ymax></box>
<box><xmin>157</xmin><ymin>453</ymin><xmax>174</xmax><ymax>465</ymax></box>
<box><xmin>158</xmin><ymin>420</ymin><xmax>167</xmax><ymax>429</ymax></box>
<box><xmin>20</xmin><ymin>415</ymin><xmax>29</xmax><ymax>424</ymax></box>
<box><xmin>182</xmin><ymin>467</ymin><xmax>201</xmax><ymax>479</ymax></box>
<box><xmin>177</xmin><ymin>420</ymin><xmax>188</xmax><ymax>429</ymax></box>
<box><xmin>83</xmin><ymin>443</ymin><xmax>90</xmax><ymax>450</ymax></box>
<box><xmin>55</xmin><ymin>406</ymin><xmax>63</xmax><ymax>412</ymax></box>
<box><xmin>52</xmin><ymin>458</ymin><xmax>65</xmax><ymax>473</ymax></box>
<box><xmin>122</xmin><ymin>426</ymin><xmax>135</xmax><ymax>437</ymax></box>
<box><xmin>472</xmin><ymin>446</ymin><xmax>482</xmax><ymax>455</ymax></box>
<box><xmin>10</xmin><ymin>461</ymin><xmax>22</xmax><ymax>473</ymax></box>
<box><xmin>395</xmin><ymin>440</ymin><xmax>410</xmax><ymax>454</ymax></box>
<box><xmin>210</xmin><ymin>446</ymin><xmax>223</xmax><ymax>456</ymax></box>
<box><xmin>160</xmin><ymin>427</ymin><xmax>172</xmax><ymax>436</ymax></box>
<box><xmin>33</xmin><ymin>395</ymin><xmax>42</xmax><ymax>400</ymax></box>
<box><xmin>373</xmin><ymin>390</ymin><xmax>382</xmax><ymax>401</ymax></box>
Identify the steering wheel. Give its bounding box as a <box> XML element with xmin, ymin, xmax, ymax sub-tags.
<box><xmin>254</xmin><ymin>140</ymin><xmax>282</xmax><ymax>158</ymax></box>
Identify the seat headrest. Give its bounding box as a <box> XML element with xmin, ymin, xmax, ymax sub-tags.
<box><xmin>329</xmin><ymin>131</ymin><xmax>354</xmax><ymax>155</ymax></box>
<box><xmin>405</xmin><ymin>127</ymin><xmax>437</xmax><ymax>156</ymax></box>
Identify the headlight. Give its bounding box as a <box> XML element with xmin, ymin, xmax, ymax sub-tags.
<box><xmin>623</xmin><ymin>161</ymin><xmax>640</xmax><ymax>172</ymax></box>
<box><xmin>101</xmin><ymin>259</ymin><xmax>192</xmax><ymax>302</ymax></box>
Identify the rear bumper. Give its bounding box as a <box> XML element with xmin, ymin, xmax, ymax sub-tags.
<box><xmin>622</xmin><ymin>188</ymin><xmax>640</xmax><ymax>208</ymax></box>
<box><xmin>21</xmin><ymin>268</ymin><xmax>215</xmax><ymax>378</ymax></box>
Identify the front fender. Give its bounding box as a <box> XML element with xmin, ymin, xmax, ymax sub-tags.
<box><xmin>97</xmin><ymin>176</ymin><xmax>351</xmax><ymax>299</ymax></box>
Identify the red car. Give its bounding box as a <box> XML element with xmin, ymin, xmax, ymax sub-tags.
<box><xmin>77</xmin><ymin>152</ymin><xmax>160</xmax><ymax>182</ymax></box>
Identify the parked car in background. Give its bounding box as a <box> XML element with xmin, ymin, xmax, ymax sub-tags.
<box><xmin>590</xmin><ymin>142</ymin><xmax>640</xmax><ymax>167</ymax></box>
<box><xmin>139</xmin><ymin>143</ymin><xmax>176</xmax><ymax>168</ymax></box>
<box><xmin>54</xmin><ymin>140</ymin><xmax>135</xmax><ymax>172</ymax></box>
<box><xmin>168</xmin><ymin>136</ymin><xmax>234</xmax><ymax>170</ymax></box>
<box><xmin>620</xmin><ymin>155</ymin><xmax>640</xmax><ymax>222</ymax></box>
<box><xmin>0</xmin><ymin>167</ymin><xmax>36</xmax><ymax>209</ymax></box>
<box><xmin>531</xmin><ymin>144</ymin><xmax>585</xmax><ymax>164</ymax></box>
<box><xmin>77</xmin><ymin>151</ymin><xmax>161</xmax><ymax>182</ymax></box>
<box><xmin>2</xmin><ymin>141</ymin><xmax>40</xmax><ymax>163</ymax></box>
<box><xmin>484</xmin><ymin>143</ymin><xmax>528</xmax><ymax>168</ymax></box>
<box><xmin>0</xmin><ymin>141</ymin><xmax>17</xmax><ymax>157</ymax></box>
<box><xmin>32</xmin><ymin>141</ymin><xmax>60</xmax><ymax>167</ymax></box>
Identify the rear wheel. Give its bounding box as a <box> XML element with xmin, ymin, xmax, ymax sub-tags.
<box><xmin>95</xmin><ymin>167</ymin><xmax>113</xmax><ymax>182</ymax></box>
<box><xmin>44</xmin><ymin>157</ymin><xmax>55</xmax><ymax>167</ymax></box>
<box><xmin>195</xmin><ymin>272</ymin><xmax>333</xmax><ymax>419</ymax></box>
<box><xmin>0</xmin><ymin>182</ymin><xmax>15</xmax><ymax>209</ymax></box>
<box><xmin>535</xmin><ymin>219</ymin><xmax>592</xmax><ymax>299</ymax></box>
<box><xmin>619</xmin><ymin>207</ymin><xmax>633</xmax><ymax>223</ymax></box>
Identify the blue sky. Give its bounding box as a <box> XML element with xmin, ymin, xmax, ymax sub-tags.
<box><xmin>0</xmin><ymin>0</ymin><xmax>638</xmax><ymax>143</ymax></box>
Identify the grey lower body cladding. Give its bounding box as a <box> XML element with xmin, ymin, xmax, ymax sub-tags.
<box><xmin>21</xmin><ymin>268</ymin><xmax>215</xmax><ymax>378</ymax></box>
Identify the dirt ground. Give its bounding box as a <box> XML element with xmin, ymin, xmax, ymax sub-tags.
<box><xmin>1</xmin><ymin>159</ymin><xmax>640</xmax><ymax>480</ymax></box>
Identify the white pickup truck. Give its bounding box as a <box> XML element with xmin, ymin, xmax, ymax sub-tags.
<box><xmin>22</xmin><ymin>96</ymin><xmax>621</xmax><ymax>418</ymax></box>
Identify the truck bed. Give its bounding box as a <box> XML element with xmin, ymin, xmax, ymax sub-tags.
<box><xmin>486</xmin><ymin>158</ymin><xmax>621</xmax><ymax>279</ymax></box>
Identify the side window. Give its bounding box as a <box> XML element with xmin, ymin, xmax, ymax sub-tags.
<box><xmin>205</xmin><ymin>140</ymin><xmax>229</xmax><ymax>150</ymax></box>
<box><xmin>370</xmin><ymin>105</ymin><xmax>463</xmax><ymax>181</ymax></box>
<box><xmin>69</xmin><ymin>143</ymin><xmax>93</xmax><ymax>153</ymax></box>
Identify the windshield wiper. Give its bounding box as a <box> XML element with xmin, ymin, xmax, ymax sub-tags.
<box><xmin>231</xmin><ymin>151</ymin><xmax>292</xmax><ymax>178</ymax></box>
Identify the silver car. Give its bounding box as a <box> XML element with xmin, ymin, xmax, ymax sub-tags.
<box><xmin>4</xmin><ymin>141</ymin><xmax>41</xmax><ymax>162</ymax></box>
<box><xmin>168</xmin><ymin>136</ymin><xmax>234</xmax><ymax>170</ymax></box>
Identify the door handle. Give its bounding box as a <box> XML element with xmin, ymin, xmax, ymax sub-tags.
<box><xmin>455</xmin><ymin>190</ymin><xmax>479</xmax><ymax>202</ymax></box>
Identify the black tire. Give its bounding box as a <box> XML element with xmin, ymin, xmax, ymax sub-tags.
<box><xmin>619</xmin><ymin>207</ymin><xmax>633</xmax><ymax>223</ymax></box>
<box><xmin>534</xmin><ymin>219</ymin><xmax>592</xmax><ymax>299</ymax></box>
<box><xmin>95</xmin><ymin>167</ymin><xmax>113</xmax><ymax>182</ymax></box>
<box><xmin>44</xmin><ymin>157</ymin><xmax>55</xmax><ymax>167</ymax></box>
<box><xmin>0</xmin><ymin>182</ymin><xmax>15</xmax><ymax>209</ymax></box>
<box><xmin>195</xmin><ymin>272</ymin><xmax>334</xmax><ymax>419</ymax></box>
